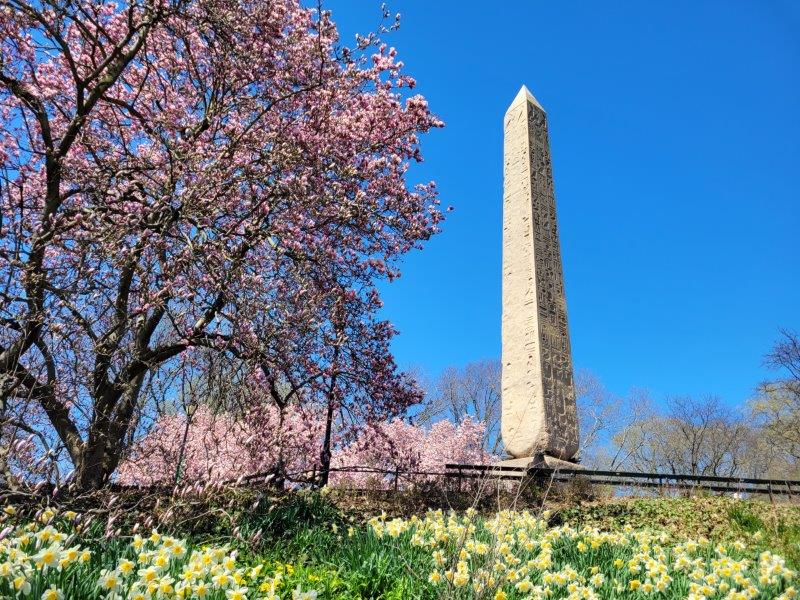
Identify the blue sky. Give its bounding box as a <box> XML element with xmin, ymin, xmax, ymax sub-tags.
<box><xmin>332</xmin><ymin>1</ymin><xmax>800</xmax><ymax>408</ymax></box>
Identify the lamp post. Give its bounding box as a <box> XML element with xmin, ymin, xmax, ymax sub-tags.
<box><xmin>174</xmin><ymin>401</ymin><xmax>198</xmax><ymax>487</ymax></box>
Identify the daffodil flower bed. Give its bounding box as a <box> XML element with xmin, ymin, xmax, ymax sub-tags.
<box><xmin>0</xmin><ymin>501</ymin><xmax>797</xmax><ymax>599</ymax></box>
<box><xmin>0</xmin><ymin>505</ymin><xmax>321</xmax><ymax>600</ymax></box>
<box><xmin>368</xmin><ymin>508</ymin><xmax>798</xmax><ymax>600</ymax></box>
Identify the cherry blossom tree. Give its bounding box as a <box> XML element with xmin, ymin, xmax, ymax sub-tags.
<box><xmin>117</xmin><ymin>405</ymin><xmax>493</xmax><ymax>490</ymax></box>
<box><xmin>338</xmin><ymin>417</ymin><xmax>492</xmax><ymax>487</ymax></box>
<box><xmin>0</xmin><ymin>0</ymin><xmax>442</xmax><ymax>490</ymax></box>
<box><xmin>116</xmin><ymin>403</ymin><xmax>324</xmax><ymax>486</ymax></box>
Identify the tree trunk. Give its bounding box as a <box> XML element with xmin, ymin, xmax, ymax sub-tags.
<box><xmin>319</xmin><ymin>397</ymin><xmax>335</xmax><ymax>487</ymax></box>
<box><xmin>319</xmin><ymin>345</ymin><xmax>340</xmax><ymax>488</ymax></box>
<box><xmin>74</xmin><ymin>440</ymin><xmax>117</xmax><ymax>490</ymax></box>
<box><xmin>73</xmin><ymin>375</ymin><xmax>145</xmax><ymax>492</ymax></box>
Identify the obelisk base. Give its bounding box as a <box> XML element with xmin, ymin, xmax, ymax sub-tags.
<box><xmin>496</xmin><ymin>453</ymin><xmax>583</xmax><ymax>471</ymax></box>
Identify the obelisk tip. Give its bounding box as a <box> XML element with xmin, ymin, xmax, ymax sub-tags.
<box><xmin>507</xmin><ymin>85</ymin><xmax>545</xmax><ymax>113</ymax></box>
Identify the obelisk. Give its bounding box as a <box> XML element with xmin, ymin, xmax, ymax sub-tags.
<box><xmin>501</xmin><ymin>85</ymin><xmax>579</xmax><ymax>465</ymax></box>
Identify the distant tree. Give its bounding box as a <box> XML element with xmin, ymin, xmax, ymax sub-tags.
<box><xmin>0</xmin><ymin>0</ymin><xmax>442</xmax><ymax>490</ymax></box>
<box><xmin>614</xmin><ymin>395</ymin><xmax>750</xmax><ymax>477</ymax></box>
<box><xmin>417</xmin><ymin>359</ymin><xmax>502</xmax><ymax>454</ymax></box>
<box><xmin>749</xmin><ymin>329</ymin><xmax>800</xmax><ymax>475</ymax></box>
<box><xmin>575</xmin><ymin>370</ymin><xmax>612</xmax><ymax>457</ymax></box>
<box><xmin>575</xmin><ymin>370</ymin><xmax>654</xmax><ymax>469</ymax></box>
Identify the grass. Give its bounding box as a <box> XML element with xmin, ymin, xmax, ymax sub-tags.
<box><xmin>1</xmin><ymin>491</ymin><xmax>799</xmax><ymax>599</ymax></box>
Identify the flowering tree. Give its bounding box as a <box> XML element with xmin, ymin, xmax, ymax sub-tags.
<box><xmin>116</xmin><ymin>404</ymin><xmax>323</xmax><ymax>485</ymax></box>
<box><xmin>330</xmin><ymin>416</ymin><xmax>493</xmax><ymax>488</ymax></box>
<box><xmin>117</xmin><ymin>405</ymin><xmax>493</xmax><ymax>489</ymax></box>
<box><xmin>0</xmin><ymin>0</ymin><xmax>442</xmax><ymax>490</ymax></box>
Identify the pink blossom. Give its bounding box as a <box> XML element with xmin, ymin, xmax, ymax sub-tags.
<box><xmin>118</xmin><ymin>404</ymin><xmax>493</xmax><ymax>490</ymax></box>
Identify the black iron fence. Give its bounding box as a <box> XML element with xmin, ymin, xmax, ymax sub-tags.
<box><xmin>23</xmin><ymin>463</ymin><xmax>792</xmax><ymax>499</ymax></box>
<box><xmin>445</xmin><ymin>463</ymin><xmax>800</xmax><ymax>499</ymax></box>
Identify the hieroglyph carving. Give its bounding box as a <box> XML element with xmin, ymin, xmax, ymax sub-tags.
<box><xmin>500</xmin><ymin>86</ymin><xmax>578</xmax><ymax>461</ymax></box>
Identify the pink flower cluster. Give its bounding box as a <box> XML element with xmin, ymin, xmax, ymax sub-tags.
<box><xmin>117</xmin><ymin>406</ymin><xmax>493</xmax><ymax>489</ymax></box>
<box><xmin>330</xmin><ymin>417</ymin><xmax>494</xmax><ymax>487</ymax></box>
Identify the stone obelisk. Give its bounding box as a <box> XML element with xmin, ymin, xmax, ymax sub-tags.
<box><xmin>501</xmin><ymin>85</ymin><xmax>579</xmax><ymax>466</ymax></box>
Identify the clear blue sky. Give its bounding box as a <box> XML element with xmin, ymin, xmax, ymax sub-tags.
<box><xmin>331</xmin><ymin>1</ymin><xmax>800</xmax><ymax>408</ymax></box>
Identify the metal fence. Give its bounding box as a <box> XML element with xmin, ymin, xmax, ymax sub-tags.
<box><xmin>445</xmin><ymin>463</ymin><xmax>800</xmax><ymax>499</ymax></box>
<box><xmin>92</xmin><ymin>462</ymin><xmax>800</xmax><ymax>500</ymax></box>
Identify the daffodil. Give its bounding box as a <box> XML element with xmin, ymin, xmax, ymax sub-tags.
<box><xmin>226</xmin><ymin>585</ymin><xmax>248</xmax><ymax>600</ymax></box>
<box><xmin>12</xmin><ymin>573</ymin><xmax>31</xmax><ymax>595</ymax></box>
<box><xmin>97</xmin><ymin>569</ymin><xmax>121</xmax><ymax>593</ymax></box>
